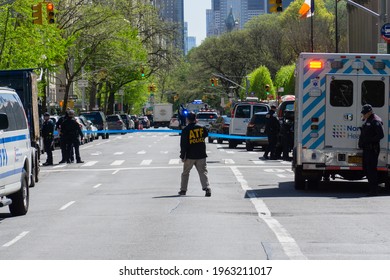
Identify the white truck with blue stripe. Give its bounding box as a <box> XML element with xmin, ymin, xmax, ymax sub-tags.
<box><xmin>293</xmin><ymin>53</ymin><xmax>390</xmax><ymax>189</ymax></box>
<box><xmin>0</xmin><ymin>88</ymin><xmax>32</xmax><ymax>215</ymax></box>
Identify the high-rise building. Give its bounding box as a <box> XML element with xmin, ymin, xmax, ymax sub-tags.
<box><xmin>207</xmin><ymin>0</ymin><xmax>293</xmax><ymax>37</ymax></box>
<box><xmin>155</xmin><ymin>0</ymin><xmax>185</xmax><ymax>53</ymax></box>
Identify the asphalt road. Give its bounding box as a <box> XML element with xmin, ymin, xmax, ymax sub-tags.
<box><xmin>1</xmin><ymin>130</ymin><xmax>390</xmax><ymax>260</ymax></box>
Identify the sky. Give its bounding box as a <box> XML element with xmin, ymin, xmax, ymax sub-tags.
<box><xmin>184</xmin><ymin>0</ymin><xmax>211</xmax><ymax>46</ymax></box>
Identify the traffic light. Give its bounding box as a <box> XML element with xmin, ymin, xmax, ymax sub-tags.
<box><xmin>210</xmin><ymin>78</ymin><xmax>215</xmax><ymax>87</ymax></box>
<box><xmin>269</xmin><ymin>0</ymin><xmax>283</xmax><ymax>13</ymax></box>
<box><xmin>140</xmin><ymin>67</ymin><xmax>145</xmax><ymax>78</ymax></box>
<box><xmin>32</xmin><ymin>3</ymin><xmax>43</xmax><ymax>25</ymax></box>
<box><xmin>46</xmin><ymin>2</ymin><xmax>55</xmax><ymax>24</ymax></box>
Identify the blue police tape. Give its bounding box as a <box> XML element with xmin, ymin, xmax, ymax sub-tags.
<box><xmin>56</xmin><ymin>129</ymin><xmax>268</xmax><ymax>141</ymax></box>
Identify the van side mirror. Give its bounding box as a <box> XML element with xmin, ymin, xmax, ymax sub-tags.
<box><xmin>0</xmin><ymin>113</ymin><xmax>9</xmax><ymax>130</ymax></box>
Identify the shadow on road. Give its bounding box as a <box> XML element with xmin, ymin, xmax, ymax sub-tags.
<box><xmin>246</xmin><ymin>180</ymin><xmax>390</xmax><ymax>199</ymax></box>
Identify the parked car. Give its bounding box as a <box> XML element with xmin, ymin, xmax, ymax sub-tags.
<box><xmin>120</xmin><ymin>114</ymin><xmax>132</xmax><ymax>130</ymax></box>
<box><xmin>277</xmin><ymin>99</ymin><xmax>295</xmax><ymax>121</ymax></box>
<box><xmin>49</xmin><ymin>115</ymin><xmax>60</xmax><ymax>147</ymax></box>
<box><xmin>138</xmin><ymin>116</ymin><xmax>150</xmax><ymax>128</ymax></box>
<box><xmin>228</xmin><ymin>101</ymin><xmax>270</xmax><ymax>148</ymax></box>
<box><xmin>195</xmin><ymin>110</ymin><xmax>218</xmax><ymax>129</ymax></box>
<box><xmin>106</xmin><ymin>114</ymin><xmax>126</xmax><ymax>134</ymax></box>
<box><xmin>88</xmin><ymin>120</ymin><xmax>98</xmax><ymax>139</ymax></box>
<box><xmin>75</xmin><ymin>116</ymin><xmax>89</xmax><ymax>144</ymax></box>
<box><xmin>80</xmin><ymin>111</ymin><xmax>109</xmax><ymax>139</ymax></box>
<box><xmin>130</xmin><ymin>115</ymin><xmax>139</xmax><ymax>129</ymax></box>
<box><xmin>77</xmin><ymin>115</ymin><xmax>94</xmax><ymax>142</ymax></box>
<box><xmin>208</xmin><ymin>115</ymin><xmax>231</xmax><ymax>144</ymax></box>
<box><xmin>169</xmin><ymin>113</ymin><xmax>180</xmax><ymax>130</ymax></box>
<box><xmin>245</xmin><ymin>112</ymin><xmax>269</xmax><ymax>151</ymax></box>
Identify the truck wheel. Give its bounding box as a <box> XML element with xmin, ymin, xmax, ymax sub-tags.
<box><xmin>217</xmin><ymin>139</ymin><xmax>223</xmax><ymax>144</ymax></box>
<box><xmin>208</xmin><ymin>137</ymin><xmax>213</xmax><ymax>143</ymax></box>
<box><xmin>228</xmin><ymin>140</ymin><xmax>237</xmax><ymax>149</ymax></box>
<box><xmin>246</xmin><ymin>142</ymin><xmax>254</xmax><ymax>151</ymax></box>
<box><xmin>294</xmin><ymin>166</ymin><xmax>306</xmax><ymax>190</ymax></box>
<box><xmin>9</xmin><ymin>169</ymin><xmax>29</xmax><ymax>216</ymax></box>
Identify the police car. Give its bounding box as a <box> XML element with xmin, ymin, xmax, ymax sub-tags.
<box><xmin>195</xmin><ymin>110</ymin><xmax>218</xmax><ymax>129</ymax></box>
<box><xmin>0</xmin><ymin>88</ymin><xmax>32</xmax><ymax>215</ymax></box>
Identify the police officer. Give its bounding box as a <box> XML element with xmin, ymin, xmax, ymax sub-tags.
<box><xmin>262</xmin><ymin>105</ymin><xmax>280</xmax><ymax>160</ymax></box>
<box><xmin>280</xmin><ymin>110</ymin><xmax>294</xmax><ymax>161</ymax></box>
<box><xmin>61</xmin><ymin>110</ymin><xmax>84</xmax><ymax>164</ymax></box>
<box><xmin>56</xmin><ymin>110</ymin><xmax>69</xmax><ymax>164</ymax></box>
<box><xmin>42</xmin><ymin>112</ymin><xmax>55</xmax><ymax>166</ymax></box>
<box><xmin>358</xmin><ymin>104</ymin><xmax>384</xmax><ymax>196</ymax></box>
<box><xmin>179</xmin><ymin>112</ymin><xmax>211</xmax><ymax>197</ymax></box>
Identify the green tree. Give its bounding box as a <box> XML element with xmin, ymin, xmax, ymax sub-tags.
<box><xmin>246</xmin><ymin>66</ymin><xmax>273</xmax><ymax>100</ymax></box>
<box><xmin>274</xmin><ymin>64</ymin><xmax>295</xmax><ymax>96</ymax></box>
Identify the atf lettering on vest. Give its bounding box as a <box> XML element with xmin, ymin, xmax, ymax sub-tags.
<box><xmin>189</xmin><ymin>128</ymin><xmax>205</xmax><ymax>144</ymax></box>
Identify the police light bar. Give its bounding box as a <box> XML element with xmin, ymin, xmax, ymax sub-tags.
<box><xmin>309</xmin><ymin>61</ymin><xmax>323</xmax><ymax>69</ymax></box>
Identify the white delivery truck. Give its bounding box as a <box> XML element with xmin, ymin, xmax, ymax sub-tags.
<box><xmin>152</xmin><ymin>103</ymin><xmax>173</xmax><ymax>128</ymax></box>
<box><xmin>293</xmin><ymin>52</ymin><xmax>390</xmax><ymax>189</ymax></box>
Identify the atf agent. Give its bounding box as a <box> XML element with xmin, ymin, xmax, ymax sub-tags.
<box><xmin>179</xmin><ymin>112</ymin><xmax>211</xmax><ymax>197</ymax></box>
<box><xmin>42</xmin><ymin>112</ymin><xmax>55</xmax><ymax>166</ymax></box>
<box><xmin>358</xmin><ymin>104</ymin><xmax>384</xmax><ymax>196</ymax></box>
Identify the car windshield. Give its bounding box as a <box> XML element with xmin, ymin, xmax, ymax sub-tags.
<box><xmin>81</xmin><ymin>113</ymin><xmax>102</xmax><ymax>123</ymax></box>
<box><xmin>106</xmin><ymin>116</ymin><xmax>119</xmax><ymax>122</ymax></box>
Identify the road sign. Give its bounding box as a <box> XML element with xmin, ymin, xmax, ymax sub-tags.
<box><xmin>77</xmin><ymin>79</ymin><xmax>88</xmax><ymax>88</ymax></box>
<box><xmin>381</xmin><ymin>23</ymin><xmax>390</xmax><ymax>42</ymax></box>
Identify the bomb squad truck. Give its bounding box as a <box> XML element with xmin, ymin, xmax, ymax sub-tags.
<box><xmin>293</xmin><ymin>53</ymin><xmax>390</xmax><ymax>190</ymax></box>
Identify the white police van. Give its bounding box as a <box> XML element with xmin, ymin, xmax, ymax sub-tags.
<box><xmin>0</xmin><ymin>87</ymin><xmax>31</xmax><ymax>215</ymax></box>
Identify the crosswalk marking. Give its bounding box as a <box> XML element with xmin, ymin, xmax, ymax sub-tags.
<box><xmin>169</xmin><ymin>159</ymin><xmax>180</xmax><ymax>165</ymax></box>
<box><xmin>224</xmin><ymin>159</ymin><xmax>235</xmax><ymax>164</ymax></box>
<box><xmin>82</xmin><ymin>161</ymin><xmax>98</xmax><ymax>167</ymax></box>
<box><xmin>114</xmin><ymin>152</ymin><xmax>124</xmax><ymax>155</ymax></box>
<box><xmin>140</xmin><ymin>159</ymin><xmax>152</xmax><ymax>165</ymax></box>
<box><xmin>252</xmin><ymin>160</ymin><xmax>265</xmax><ymax>164</ymax></box>
<box><xmin>111</xmin><ymin>160</ymin><xmax>125</xmax><ymax>166</ymax></box>
<box><xmin>137</xmin><ymin>150</ymin><xmax>146</xmax><ymax>154</ymax></box>
<box><xmin>226</xmin><ymin>151</ymin><xmax>235</xmax><ymax>154</ymax></box>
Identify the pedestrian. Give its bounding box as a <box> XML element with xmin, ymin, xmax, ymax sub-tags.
<box><xmin>261</xmin><ymin>105</ymin><xmax>280</xmax><ymax>160</ymax></box>
<box><xmin>42</xmin><ymin>112</ymin><xmax>55</xmax><ymax>166</ymax></box>
<box><xmin>178</xmin><ymin>111</ymin><xmax>211</xmax><ymax>197</ymax></box>
<box><xmin>56</xmin><ymin>110</ymin><xmax>69</xmax><ymax>164</ymax></box>
<box><xmin>61</xmin><ymin>110</ymin><xmax>84</xmax><ymax>164</ymax></box>
<box><xmin>358</xmin><ymin>104</ymin><xmax>384</xmax><ymax>196</ymax></box>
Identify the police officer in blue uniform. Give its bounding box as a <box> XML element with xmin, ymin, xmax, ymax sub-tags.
<box><xmin>358</xmin><ymin>104</ymin><xmax>384</xmax><ymax>196</ymax></box>
<box><xmin>42</xmin><ymin>112</ymin><xmax>55</xmax><ymax>166</ymax></box>
<box><xmin>179</xmin><ymin>112</ymin><xmax>211</xmax><ymax>197</ymax></box>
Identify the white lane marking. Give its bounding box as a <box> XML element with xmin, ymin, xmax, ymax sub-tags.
<box><xmin>91</xmin><ymin>152</ymin><xmax>102</xmax><ymax>156</ymax></box>
<box><xmin>230</xmin><ymin>166</ymin><xmax>307</xmax><ymax>260</ymax></box>
<box><xmin>265</xmin><ymin>168</ymin><xmax>287</xmax><ymax>173</ymax></box>
<box><xmin>253</xmin><ymin>160</ymin><xmax>265</xmax><ymax>165</ymax></box>
<box><xmin>111</xmin><ymin>160</ymin><xmax>125</xmax><ymax>166</ymax></box>
<box><xmin>82</xmin><ymin>161</ymin><xmax>98</xmax><ymax>167</ymax></box>
<box><xmin>140</xmin><ymin>160</ymin><xmax>152</xmax><ymax>166</ymax></box>
<box><xmin>112</xmin><ymin>170</ymin><xmax>119</xmax><ymax>175</ymax></box>
<box><xmin>128</xmin><ymin>135</ymin><xmax>133</xmax><ymax>139</ymax></box>
<box><xmin>224</xmin><ymin>159</ymin><xmax>235</xmax><ymax>164</ymax></box>
<box><xmin>96</xmin><ymin>140</ymin><xmax>111</xmax><ymax>146</ymax></box>
<box><xmin>2</xmin><ymin>231</ymin><xmax>29</xmax><ymax>247</ymax></box>
<box><xmin>226</xmin><ymin>151</ymin><xmax>235</xmax><ymax>154</ymax></box>
<box><xmin>114</xmin><ymin>152</ymin><xmax>124</xmax><ymax>155</ymax></box>
<box><xmin>59</xmin><ymin>201</ymin><xmax>75</xmax><ymax>211</ymax></box>
<box><xmin>161</xmin><ymin>151</ymin><xmax>169</xmax><ymax>154</ymax></box>
<box><xmin>137</xmin><ymin>150</ymin><xmax>146</xmax><ymax>154</ymax></box>
<box><xmin>169</xmin><ymin>159</ymin><xmax>180</xmax><ymax>165</ymax></box>
<box><xmin>277</xmin><ymin>174</ymin><xmax>286</xmax><ymax>178</ymax></box>
<box><xmin>93</xmin><ymin>183</ymin><xmax>102</xmax><ymax>189</ymax></box>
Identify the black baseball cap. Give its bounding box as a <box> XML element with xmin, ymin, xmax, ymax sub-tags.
<box><xmin>361</xmin><ymin>104</ymin><xmax>373</xmax><ymax>114</ymax></box>
<box><xmin>186</xmin><ymin>112</ymin><xmax>196</xmax><ymax>122</ymax></box>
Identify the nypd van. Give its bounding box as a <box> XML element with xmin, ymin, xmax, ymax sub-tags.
<box><xmin>293</xmin><ymin>53</ymin><xmax>390</xmax><ymax>190</ymax></box>
<box><xmin>0</xmin><ymin>87</ymin><xmax>31</xmax><ymax>215</ymax></box>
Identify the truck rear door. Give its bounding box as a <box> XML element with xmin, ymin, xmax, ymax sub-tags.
<box><xmin>325</xmin><ymin>74</ymin><xmax>388</xmax><ymax>153</ymax></box>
